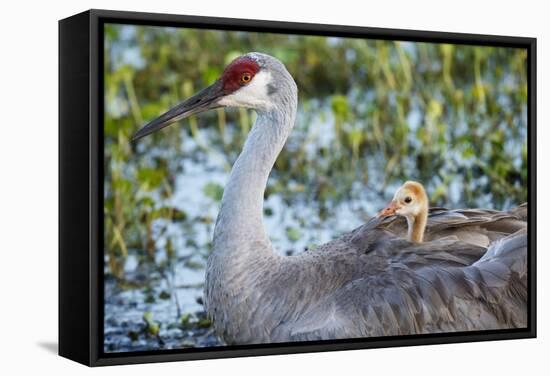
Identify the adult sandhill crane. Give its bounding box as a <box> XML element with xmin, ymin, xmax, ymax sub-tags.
<box><xmin>133</xmin><ymin>52</ymin><xmax>528</xmax><ymax>344</ymax></box>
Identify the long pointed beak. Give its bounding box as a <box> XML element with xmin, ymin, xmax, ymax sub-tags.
<box><xmin>132</xmin><ymin>80</ymin><xmax>225</xmax><ymax>141</ymax></box>
<box><xmin>378</xmin><ymin>200</ymin><xmax>401</xmax><ymax>217</ymax></box>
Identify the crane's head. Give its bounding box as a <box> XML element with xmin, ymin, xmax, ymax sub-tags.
<box><xmin>132</xmin><ymin>52</ymin><xmax>295</xmax><ymax>141</ymax></box>
<box><xmin>379</xmin><ymin>181</ymin><xmax>428</xmax><ymax>219</ymax></box>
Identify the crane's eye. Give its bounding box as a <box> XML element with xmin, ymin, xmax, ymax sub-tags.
<box><xmin>404</xmin><ymin>196</ymin><xmax>412</xmax><ymax>204</ymax></box>
<box><xmin>241</xmin><ymin>72</ymin><xmax>252</xmax><ymax>84</ymax></box>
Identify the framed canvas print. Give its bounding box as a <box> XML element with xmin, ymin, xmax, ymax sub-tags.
<box><xmin>59</xmin><ymin>9</ymin><xmax>536</xmax><ymax>366</ymax></box>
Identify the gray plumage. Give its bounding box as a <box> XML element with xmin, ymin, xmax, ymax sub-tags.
<box><xmin>152</xmin><ymin>52</ymin><xmax>528</xmax><ymax>345</ymax></box>
<box><xmin>206</xmin><ymin>209</ymin><xmax>527</xmax><ymax>344</ymax></box>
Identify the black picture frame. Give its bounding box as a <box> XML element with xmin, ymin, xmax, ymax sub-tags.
<box><xmin>59</xmin><ymin>9</ymin><xmax>537</xmax><ymax>367</ymax></box>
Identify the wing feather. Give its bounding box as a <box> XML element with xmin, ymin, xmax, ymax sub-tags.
<box><xmin>274</xmin><ymin>222</ymin><xmax>527</xmax><ymax>340</ymax></box>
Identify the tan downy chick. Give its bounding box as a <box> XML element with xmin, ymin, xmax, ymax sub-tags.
<box><xmin>379</xmin><ymin>181</ymin><xmax>429</xmax><ymax>243</ymax></box>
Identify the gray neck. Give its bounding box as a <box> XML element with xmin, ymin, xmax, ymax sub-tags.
<box><xmin>205</xmin><ymin>61</ymin><xmax>298</xmax><ymax>343</ymax></box>
<box><xmin>213</xmin><ymin>106</ymin><xmax>296</xmax><ymax>252</ymax></box>
<box><xmin>206</xmin><ymin>105</ymin><xmax>296</xmax><ymax>342</ymax></box>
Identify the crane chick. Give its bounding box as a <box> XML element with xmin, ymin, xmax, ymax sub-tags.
<box><xmin>379</xmin><ymin>181</ymin><xmax>429</xmax><ymax>243</ymax></box>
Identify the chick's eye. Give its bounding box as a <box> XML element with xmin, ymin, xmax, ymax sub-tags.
<box><xmin>241</xmin><ymin>72</ymin><xmax>252</xmax><ymax>84</ymax></box>
<box><xmin>404</xmin><ymin>196</ymin><xmax>412</xmax><ymax>204</ymax></box>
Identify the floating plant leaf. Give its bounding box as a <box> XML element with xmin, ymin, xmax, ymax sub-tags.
<box><xmin>158</xmin><ymin>290</ymin><xmax>171</xmax><ymax>300</ymax></box>
<box><xmin>286</xmin><ymin>227</ymin><xmax>301</xmax><ymax>242</ymax></box>
<box><xmin>203</xmin><ymin>182</ymin><xmax>224</xmax><ymax>202</ymax></box>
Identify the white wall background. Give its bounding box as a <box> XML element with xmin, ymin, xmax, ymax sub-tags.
<box><xmin>0</xmin><ymin>0</ymin><xmax>547</xmax><ymax>374</ymax></box>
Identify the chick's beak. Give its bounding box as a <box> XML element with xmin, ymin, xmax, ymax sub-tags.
<box><xmin>132</xmin><ymin>80</ymin><xmax>225</xmax><ymax>141</ymax></box>
<box><xmin>378</xmin><ymin>200</ymin><xmax>401</xmax><ymax>217</ymax></box>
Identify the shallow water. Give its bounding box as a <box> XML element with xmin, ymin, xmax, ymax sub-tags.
<box><xmin>104</xmin><ymin>259</ymin><xmax>222</xmax><ymax>352</ymax></box>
